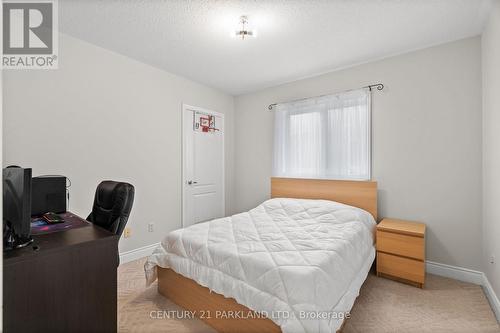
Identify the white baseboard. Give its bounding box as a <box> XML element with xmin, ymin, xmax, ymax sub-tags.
<box><xmin>426</xmin><ymin>260</ymin><xmax>500</xmax><ymax>322</ymax></box>
<box><xmin>426</xmin><ymin>260</ymin><xmax>484</xmax><ymax>285</ymax></box>
<box><xmin>482</xmin><ymin>273</ymin><xmax>500</xmax><ymax>322</ymax></box>
<box><xmin>119</xmin><ymin>242</ymin><xmax>160</xmax><ymax>265</ymax></box>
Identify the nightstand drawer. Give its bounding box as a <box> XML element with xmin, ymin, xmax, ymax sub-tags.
<box><xmin>377</xmin><ymin>252</ymin><xmax>425</xmax><ymax>284</ymax></box>
<box><xmin>377</xmin><ymin>230</ymin><xmax>424</xmax><ymax>260</ymax></box>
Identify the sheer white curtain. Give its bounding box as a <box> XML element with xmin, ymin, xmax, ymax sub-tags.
<box><xmin>272</xmin><ymin>88</ymin><xmax>371</xmax><ymax>180</ymax></box>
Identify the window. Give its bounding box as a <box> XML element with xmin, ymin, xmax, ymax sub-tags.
<box><xmin>273</xmin><ymin>89</ymin><xmax>371</xmax><ymax>180</ymax></box>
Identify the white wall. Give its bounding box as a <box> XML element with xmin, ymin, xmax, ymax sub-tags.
<box><xmin>234</xmin><ymin>37</ymin><xmax>483</xmax><ymax>270</ymax></box>
<box><xmin>482</xmin><ymin>0</ymin><xmax>500</xmax><ymax>300</ymax></box>
<box><xmin>2</xmin><ymin>33</ymin><xmax>235</xmax><ymax>253</ymax></box>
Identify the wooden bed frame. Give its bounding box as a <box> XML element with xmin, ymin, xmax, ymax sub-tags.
<box><xmin>158</xmin><ymin>177</ymin><xmax>378</xmax><ymax>333</ymax></box>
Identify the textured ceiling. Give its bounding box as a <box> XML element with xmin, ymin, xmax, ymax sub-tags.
<box><xmin>60</xmin><ymin>0</ymin><xmax>491</xmax><ymax>95</ymax></box>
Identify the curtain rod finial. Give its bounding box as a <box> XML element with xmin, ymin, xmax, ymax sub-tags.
<box><xmin>368</xmin><ymin>83</ymin><xmax>384</xmax><ymax>91</ymax></box>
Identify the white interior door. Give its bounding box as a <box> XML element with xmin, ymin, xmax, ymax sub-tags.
<box><xmin>183</xmin><ymin>105</ymin><xmax>225</xmax><ymax>227</ymax></box>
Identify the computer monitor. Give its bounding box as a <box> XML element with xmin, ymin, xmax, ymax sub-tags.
<box><xmin>3</xmin><ymin>167</ymin><xmax>33</xmax><ymax>249</ymax></box>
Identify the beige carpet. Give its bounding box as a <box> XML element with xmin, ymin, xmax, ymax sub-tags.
<box><xmin>118</xmin><ymin>258</ymin><xmax>499</xmax><ymax>333</ymax></box>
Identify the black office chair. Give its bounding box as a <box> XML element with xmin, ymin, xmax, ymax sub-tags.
<box><xmin>87</xmin><ymin>181</ymin><xmax>135</xmax><ymax>264</ymax></box>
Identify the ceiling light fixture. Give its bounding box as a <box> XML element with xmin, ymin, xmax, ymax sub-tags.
<box><xmin>233</xmin><ymin>15</ymin><xmax>256</xmax><ymax>39</ymax></box>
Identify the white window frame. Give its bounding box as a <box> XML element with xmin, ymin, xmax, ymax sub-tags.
<box><xmin>272</xmin><ymin>88</ymin><xmax>371</xmax><ymax>181</ymax></box>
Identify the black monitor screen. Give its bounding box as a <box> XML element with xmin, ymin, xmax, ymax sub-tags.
<box><xmin>3</xmin><ymin>167</ymin><xmax>32</xmax><ymax>238</ymax></box>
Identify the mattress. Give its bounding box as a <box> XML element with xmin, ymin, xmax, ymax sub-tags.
<box><xmin>145</xmin><ymin>198</ymin><xmax>376</xmax><ymax>333</ymax></box>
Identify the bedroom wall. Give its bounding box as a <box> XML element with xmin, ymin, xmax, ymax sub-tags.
<box><xmin>482</xmin><ymin>0</ymin><xmax>500</xmax><ymax>302</ymax></box>
<box><xmin>2</xmin><ymin>33</ymin><xmax>235</xmax><ymax>253</ymax></box>
<box><xmin>234</xmin><ymin>37</ymin><xmax>483</xmax><ymax>271</ymax></box>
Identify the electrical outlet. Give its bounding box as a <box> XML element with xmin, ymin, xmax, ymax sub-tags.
<box><xmin>148</xmin><ymin>223</ymin><xmax>154</xmax><ymax>232</ymax></box>
<box><xmin>490</xmin><ymin>255</ymin><xmax>495</xmax><ymax>264</ymax></box>
<box><xmin>124</xmin><ymin>227</ymin><xmax>131</xmax><ymax>238</ymax></box>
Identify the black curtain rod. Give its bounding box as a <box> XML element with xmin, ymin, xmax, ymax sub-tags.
<box><xmin>268</xmin><ymin>83</ymin><xmax>384</xmax><ymax>110</ymax></box>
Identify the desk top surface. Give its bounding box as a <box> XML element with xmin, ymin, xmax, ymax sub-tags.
<box><xmin>4</xmin><ymin>212</ymin><xmax>117</xmax><ymax>265</ymax></box>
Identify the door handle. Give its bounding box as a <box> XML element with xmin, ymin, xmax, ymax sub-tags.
<box><xmin>187</xmin><ymin>180</ymin><xmax>198</xmax><ymax>185</ymax></box>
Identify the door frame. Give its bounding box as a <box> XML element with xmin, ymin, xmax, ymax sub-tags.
<box><xmin>181</xmin><ymin>103</ymin><xmax>225</xmax><ymax>228</ymax></box>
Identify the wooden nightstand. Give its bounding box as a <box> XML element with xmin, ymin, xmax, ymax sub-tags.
<box><xmin>376</xmin><ymin>218</ymin><xmax>426</xmax><ymax>288</ymax></box>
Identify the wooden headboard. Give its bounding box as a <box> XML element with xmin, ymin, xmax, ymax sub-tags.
<box><xmin>271</xmin><ymin>177</ymin><xmax>378</xmax><ymax>219</ymax></box>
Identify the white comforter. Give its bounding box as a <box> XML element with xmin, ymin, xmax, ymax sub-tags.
<box><xmin>145</xmin><ymin>198</ymin><xmax>376</xmax><ymax>333</ymax></box>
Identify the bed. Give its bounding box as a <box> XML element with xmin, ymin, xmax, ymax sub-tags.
<box><xmin>145</xmin><ymin>177</ymin><xmax>377</xmax><ymax>333</ymax></box>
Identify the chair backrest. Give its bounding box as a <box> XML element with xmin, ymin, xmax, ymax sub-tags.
<box><xmin>87</xmin><ymin>181</ymin><xmax>134</xmax><ymax>237</ymax></box>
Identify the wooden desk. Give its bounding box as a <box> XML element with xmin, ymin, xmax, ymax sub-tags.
<box><xmin>3</xmin><ymin>212</ymin><xmax>118</xmax><ymax>333</ymax></box>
